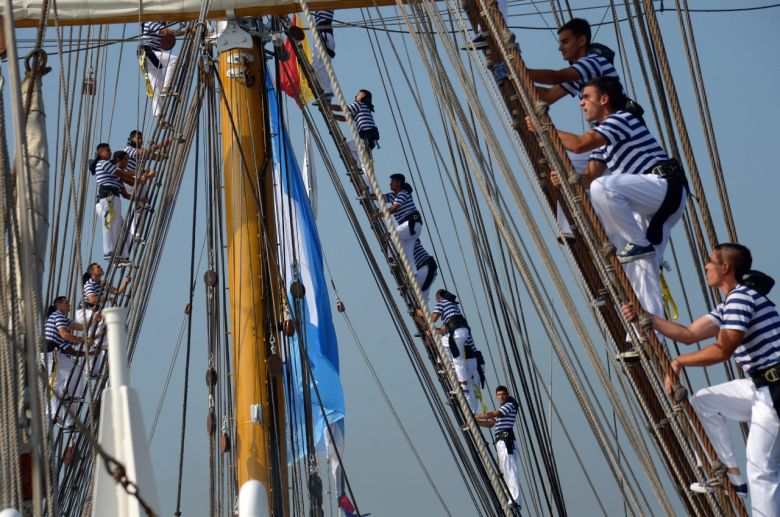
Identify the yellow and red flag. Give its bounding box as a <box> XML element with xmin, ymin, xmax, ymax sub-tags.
<box><xmin>279</xmin><ymin>15</ymin><xmax>315</xmax><ymax>107</ymax></box>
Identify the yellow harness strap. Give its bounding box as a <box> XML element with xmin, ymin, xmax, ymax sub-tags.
<box><xmin>660</xmin><ymin>268</ymin><xmax>679</xmax><ymax>321</ymax></box>
<box><xmin>139</xmin><ymin>52</ymin><xmax>154</xmax><ymax>98</ymax></box>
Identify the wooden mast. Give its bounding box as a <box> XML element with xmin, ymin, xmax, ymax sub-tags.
<box><xmin>217</xmin><ymin>20</ymin><xmax>288</xmax><ymax>515</ymax></box>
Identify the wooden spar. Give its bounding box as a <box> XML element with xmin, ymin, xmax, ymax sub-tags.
<box><xmin>218</xmin><ymin>31</ymin><xmax>288</xmax><ymax>514</ymax></box>
<box><xmin>11</xmin><ymin>0</ymin><xmax>403</xmax><ymax>27</ymax></box>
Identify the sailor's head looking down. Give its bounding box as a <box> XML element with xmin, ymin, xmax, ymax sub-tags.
<box><xmin>495</xmin><ymin>385</ymin><xmax>510</xmax><ymax>404</ymax></box>
<box><xmin>706</xmin><ymin>243</ymin><xmax>753</xmax><ymax>290</ymax></box>
<box><xmin>389</xmin><ymin>173</ymin><xmax>406</xmax><ymax>193</ymax></box>
<box><xmin>112</xmin><ymin>150</ymin><xmax>129</xmax><ymax>169</ymax></box>
<box><xmin>557</xmin><ymin>18</ymin><xmax>590</xmax><ymax>62</ymax></box>
<box><xmin>95</xmin><ymin>142</ymin><xmax>111</xmax><ymax>160</ymax></box>
<box><xmin>579</xmin><ymin>76</ymin><xmax>626</xmax><ymax>123</ymax></box>
<box><xmin>435</xmin><ymin>289</ymin><xmax>457</xmax><ymax>303</ymax></box>
<box><xmin>128</xmin><ymin>130</ymin><xmax>143</xmax><ymax>147</ymax></box>
<box><xmin>356</xmin><ymin>89</ymin><xmax>374</xmax><ymax>111</ymax></box>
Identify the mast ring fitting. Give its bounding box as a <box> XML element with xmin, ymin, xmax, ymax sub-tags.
<box><xmin>672</xmin><ymin>385</ymin><xmax>688</xmax><ymax>402</ymax></box>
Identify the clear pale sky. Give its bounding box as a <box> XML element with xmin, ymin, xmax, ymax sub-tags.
<box><xmin>8</xmin><ymin>1</ymin><xmax>780</xmax><ymax>515</ymax></box>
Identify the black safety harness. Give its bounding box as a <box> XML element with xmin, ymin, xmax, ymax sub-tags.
<box><xmin>443</xmin><ymin>314</ymin><xmax>469</xmax><ymax>358</ymax></box>
<box><xmin>419</xmin><ymin>256</ymin><xmax>438</xmax><ymax>291</ymax></box>
<box><xmin>751</xmin><ymin>363</ymin><xmax>780</xmax><ymax>419</ymax></box>
<box><xmin>645</xmin><ymin>158</ymin><xmax>689</xmax><ymax>246</ymax></box>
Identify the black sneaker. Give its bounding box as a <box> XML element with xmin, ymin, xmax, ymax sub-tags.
<box><xmin>617</xmin><ymin>243</ymin><xmax>655</xmax><ymax>263</ymax></box>
<box><xmin>732</xmin><ymin>482</ymin><xmax>748</xmax><ymax>499</ymax></box>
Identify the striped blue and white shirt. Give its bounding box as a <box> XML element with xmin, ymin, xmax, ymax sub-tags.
<box><xmin>83</xmin><ymin>278</ymin><xmax>103</xmax><ymax>301</ymax></box>
<box><xmin>44</xmin><ymin>310</ymin><xmax>71</xmax><ymax>350</ymax></box>
<box><xmin>560</xmin><ymin>53</ymin><xmax>620</xmax><ymax>98</ymax></box>
<box><xmin>706</xmin><ymin>285</ymin><xmax>780</xmax><ymax>375</ymax></box>
<box><xmin>346</xmin><ymin>101</ymin><xmax>376</xmax><ymax>134</ymax></box>
<box><xmin>494</xmin><ymin>398</ymin><xmax>518</xmax><ymax>433</ymax></box>
<box><xmin>94</xmin><ymin>159</ymin><xmax>122</xmax><ymax>189</ymax></box>
<box><xmin>384</xmin><ymin>190</ymin><xmax>418</xmax><ymax>224</ymax></box>
<box><xmin>314</xmin><ymin>10</ymin><xmax>334</xmax><ymax>27</ymax></box>
<box><xmin>432</xmin><ymin>298</ymin><xmax>462</xmax><ymax>323</ymax></box>
<box><xmin>590</xmin><ymin>111</ymin><xmax>668</xmax><ymax>175</ymax></box>
<box><xmin>125</xmin><ymin>145</ymin><xmax>139</xmax><ymax>173</ymax></box>
<box><xmin>140</xmin><ymin>22</ymin><xmax>169</xmax><ymax>51</ymax></box>
<box><xmin>413</xmin><ymin>239</ymin><xmax>431</xmax><ymax>269</ymax></box>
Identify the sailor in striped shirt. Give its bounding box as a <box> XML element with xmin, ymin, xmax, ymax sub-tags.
<box><xmin>43</xmin><ymin>297</ymin><xmax>90</xmax><ymax>428</ymax></box>
<box><xmin>431</xmin><ymin>290</ymin><xmax>474</xmax><ymax>407</ymax></box>
<box><xmin>140</xmin><ymin>21</ymin><xmax>188</xmax><ymax>118</ymax></box>
<box><xmin>476</xmin><ymin>386</ymin><xmax>524</xmax><ymax>508</ymax></box>
<box><xmin>530</xmin><ymin>76</ymin><xmax>687</xmax><ymax>319</ymax></box>
<box><xmin>331</xmin><ymin>89</ymin><xmax>379</xmax><ymax>165</ymax></box>
<box><xmin>91</xmin><ymin>143</ymin><xmax>135</xmax><ymax>263</ymax></box>
<box><xmin>311</xmin><ymin>11</ymin><xmax>336</xmax><ymax>100</ymax></box>
<box><xmin>125</xmin><ymin>130</ymin><xmax>164</xmax><ymax>242</ymax></box>
<box><xmin>413</xmin><ymin>239</ymin><xmax>438</xmax><ymax>305</ymax></box>
<box><xmin>81</xmin><ymin>262</ymin><xmax>131</xmax><ymax>307</ymax></box>
<box><xmin>384</xmin><ymin>173</ymin><xmax>424</xmax><ymax>275</ymax></box>
<box><xmin>624</xmin><ymin>244</ymin><xmax>780</xmax><ymax>511</ymax></box>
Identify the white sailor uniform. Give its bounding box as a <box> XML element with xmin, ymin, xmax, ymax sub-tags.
<box><xmin>141</xmin><ymin>21</ymin><xmax>179</xmax><ymax>118</ymax></box>
<box><xmin>494</xmin><ymin>397</ymin><xmax>523</xmax><ymax>507</ymax></box>
<box><xmin>690</xmin><ymin>285</ymin><xmax>780</xmax><ymax>515</ymax></box>
<box><xmin>43</xmin><ymin>310</ymin><xmax>85</xmax><ymax>428</ymax></box>
<box><xmin>346</xmin><ymin>100</ymin><xmax>378</xmax><ymax>164</ymax></box>
<box><xmin>432</xmin><ymin>298</ymin><xmax>472</xmax><ymax>397</ymax></box>
<box><xmin>94</xmin><ymin>159</ymin><xmax>130</xmax><ymax>261</ymax></box>
<box><xmin>464</xmin><ymin>336</ymin><xmax>481</xmax><ymax>413</ymax></box>
<box><xmin>413</xmin><ymin>239</ymin><xmax>437</xmax><ymax>305</ymax></box>
<box><xmin>385</xmin><ymin>188</ymin><xmax>423</xmax><ymax>274</ymax></box>
<box><xmin>588</xmin><ymin>111</ymin><xmax>685</xmax><ymax>317</ymax></box>
<box><xmin>311</xmin><ymin>11</ymin><xmax>335</xmax><ymax>97</ymax></box>
<box><xmin>124</xmin><ymin>143</ymin><xmax>152</xmax><ymax>243</ymax></box>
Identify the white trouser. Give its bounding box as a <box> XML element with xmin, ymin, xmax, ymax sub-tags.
<box><xmin>590</xmin><ymin>173</ymin><xmax>685</xmax><ymax>317</ymax></box>
<box><xmin>690</xmin><ymin>379</ymin><xmax>780</xmax><ymax>516</ymax></box>
<box><xmin>441</xmin><ymin>328</ymin><xmax>470</xmax><ymax>386</ymax></box>
<box><xmin>127</xmin><ymin>182</ymin><xmax>151</xmax><ymax>241</ymax></box>
<box><xmin>557</xmin><ymin>151</ymin><xmax>590</xmax><ymax>237</ymax></box>
<box><xmin>497</xmin><ymin>439</ymin><xmax>523</xmax><ymax>507</ymax></box>
<box><xmin>75</xmin><ymin>308</ymin><xmax>105</xmax><ymax>377</ymax></box>
<box><xmin>346</xmin><ymin>139</ymin><xmax>374</xmax><ymax>167</ymax></box>
<box><xmin>466</xmin><ymin>356</ymin><xmax>480</xmax><ymax>413</ymax></box>
<box><xmin>146</xmin><ymin>50</ymin><xmax>178</xmax><ymax>117</ymax></box>
<box><xmin>414</xmin><ymin>262</ymin><xmax>437</xmax><ymax>306</ymax></box>
<box><xmin>311</xmin><ymin>32</ymin><xmax>335</xmax><ymax>96</ymax></box>
<box><xmin>96</xmin><ymin>195</ymin><xmax>129</xmax><ymax>260</ymax></box>
<box><xmin>42</xmin><ymin>351</ymin><xmax>84</xmax><ymax>427</ymax></box>
<box><xmin>396</xmin><ymin>220</ymin><xmax>422</xmax><ymax>275</ymax></box>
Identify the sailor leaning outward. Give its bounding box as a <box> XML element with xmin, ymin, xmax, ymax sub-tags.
<box><xmin>475</xmin><ymin>385</ymin><xmax>524</xmax><ymax>509</ymax></box>
<box><xmin>431</xmin><ymin>289</ymin><xmax>478</xmax><ymax>413</ymax></box>
<box><xmin>81</xmin><ymin>262</ymin><xmax>131</xmax><ymax>307</ymax></box>
<box><xmin>139</xmin><ymin>21</ymin><xmax>188</xmax><ymax>118</ymax></box>
<box><xmin>413</xmin><ymin>238</ymin><xmax>438</xmax><ymax>305</ymax></box>
<box><xmin>124</xmin><ymin>130</ymin><xmax>163</xmax><ymax>241</ymax></box>
<box><xmin>331</xmin><ymin>89</ymin><xmax>380</xmax><ymax>164</ymax></box>
<box><xmin>623</xmin><ymin>243</ymin><xmax>780</xmax><ymax>514</ymax></box>
<box><xmin>529</xmin><ymin>76</ymin><xmax>687</xmax><ymax>318</ymax></box>
<box><xmin>311</xmin><ymin>10</ymin><xmax>336</xmax><ymax>101</ymax></box>
<box><xmin>384</xmin><ymin>173</ymin><xmax>424</xmax><ymax>274</ymax></box>
<box><xmin>43</xmin><ymin>297</ymin><xmax>92</xmax><ymax>429</ymax></box>
<box><xmin>90</xmin><ymin>144</ymin><xmax>133</xmax><ymax>265</ymax></box>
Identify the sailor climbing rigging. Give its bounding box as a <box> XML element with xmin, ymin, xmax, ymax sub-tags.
<box><xmin>529</xmin><ymin>76</ymin><xmax>687</xmax><ymax>318</ymax></box>
<box><xmin>331</xmin><ymin>89</ymin><xmax>379</xmax><ymax>163</ymax></box>
<box><xmin>623</xmin><ymin>244</ymin><xmax>780</xmax><ymax>514</ymax></box>
<box><xmin>475</xmin><ymin>385</ymin><xmax>523</xmax><ymax>509</ymax></box>
<box><xmin>383</xmin><ymin>173</ymin><xmax>424</xmax><ymax>274</ymax></box>
<box><xmin>413</xmin><ymin>239</ymin><xmax>437</xmax><ymax>305</ymax></box>
<box><xmin>430</xmin><ymin>289</ymin><xmax>478</xmax><ymax>412</ymax></box>
<box><xmin>140</xmin><ymin>21</ymin><xmax>188</xmax><ymax>118</ymax></box>
<box><xmin>311</xmin><ymin>10</ymin><xmax>336</xmax><ymax>102</ymax></box>
<box><xmin>124</xmin><ymin>130</ymin><xmax>162</xmax><ymax>242</ymax></box>
<box><xmin>81</xmin><ymin>262</ymin><xmax>131</xmax><ymax>307</ymax></box>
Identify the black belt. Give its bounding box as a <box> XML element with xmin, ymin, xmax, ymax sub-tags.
<box><xmin>644</xmin><ymin>158</ymin><xmax>688</xmax><ymax>245</ymax></box>
<box><xmin>315</xmin><ymin>26</ymin><xmax>336</xmax><ymax>58</ymax></box>
<box><xmin>97</xmin><ymin>185</ymin><xmax>121</xmax><ymax>200</ymax></box>
<box><xmin>420</xmin><ymin>256</ymin><xmax>437</xmax><ymax>290</ymax></box>
<box><xmin>751</xmin><ymin>362</ymin><xmax>780</xmax><ymax>419</ymax></box>
<box><xmin>140</xmin><ymin>45</ymin><xmax>161</xmax><ymax>69</ymax></box>
<box><xmin>44</xmin><ymin>340</ymin><xmax>59</xmax><ymax>353</ymax></box>
<box><xmin>495</xmin><ymin>430</ymin><xmax>516</xmax><ymax>454</ymax></box>
<box><xmin>445</xmin><ymin>314</ymin><xmax>469</xmax><ymax>335</ymax></box>
<box><xmin>359</xmin><ymin>127</ymin><xmax>380</xmax><ymax>150</ymax></box>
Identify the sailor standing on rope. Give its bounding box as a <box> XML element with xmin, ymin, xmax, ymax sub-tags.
<box><xmin>528</xmin><ymin>76</ymin><xmax>687</xmax><ymax>319</ymax></box>
<box><xmin>311</xmin><ymin>10</ymin><xmax>336</xmax><ymax>102</ymax></box>
<box><xmin>623</xmin><ymin>244</ymin><xmax>780</xmax><ymax>513</ymax></box>
<box><xmin>140</xmin><ymin>21</ymin><xmax>188</xmax><ymax>118</ymax></box>
<box><xmin>476</xmin><ymin>385</ymin><xmax>524</xmax><ymax>509</ymax></box>
<box><xmin>527</xmin><ymin>18</ymin><xmax>621</xmax><ymax>239</ymax></box>
<box><xmin>431</xmin><ymin>289</ymin><xmax>478</xmax><ymax>412</ymax></box>
<box><xmin>331</xmin><ymin>89</ymin><xmax>379</xmax><ymax>165</ymax></box>
<box><xmin>413</xmin><ymin>239</ymin><xmax>438</xmax><ymax>305</ymax></box>
<box><xmin>43</xmin><ymin>297</ymin><xmax>91</xmax><ymax>429</ymax></box>
<box><xmin>383</xmin><ymin>173</ymin><xmax>423</xmax><ymax>275</ymax></box>
<box><xmin>91</xmin><ymin>144</ymin><xmax>132</xmax><ymax>265</ymax></box>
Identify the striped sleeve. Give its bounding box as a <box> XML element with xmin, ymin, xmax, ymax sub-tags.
<box><xmin>498</xmin><ymin>400</ymin><xmax>517</xmax><ymax>416</ymax></box>
<box><xmin>589</xmin><ymin>145</ymin><xmax>607</xmax><ymax>164</ymax></box>
<box><xmin>346</xmin><ymin>101</ymin><xmax>359</xmax><ymax>118</ymax></box>
<box><xmin>432</xmin><ymin>299</ymin><xmax>445</xmax><ymax>317</ymax></box>
<box><xmin>719</xmin><ymin>292</ymin><xmax>755</xmax><ymax>333</ymax></box>
<box><xmin>392</xmin><ymin>190</ymin><xmax>410</xmax><ymax>208</ymax></box>
<box><xmin>593</xmin><ymin>116</ymin><xmax>631</xmax><ymax>146</ymax></box>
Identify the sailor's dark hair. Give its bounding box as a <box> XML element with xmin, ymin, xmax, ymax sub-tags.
<box><xmin>584</xmin><ymin>76</ymin><xmax>645</xmax><ymax>122</ymax></box>
<box><xmin>390</xmin><ymin>173</ymin><xmax>406</xmax><ymax>184</ymax></box>
<box><xmin>89</xmin><ymin>143</ymin><xmax>111</xmax><ymax>175</ymax></box>
<box><xmin>46</xmin><ymin>296</ymin><xmax>68</xmax><ymax>317</ymax></box>
<box><xmin>495</xmin><ymin>385</ymin><xmax>509</xmax><ymax>394</ymax></box>
<box><xmin>559</xmin><ymin>18</ymin><xmax>591</xmax><ymax>46</ymax></box>
<box><xmin>714</xmin><ymin>243</ymin><xmax>753</xmax><ymax>280</ymax></box>
<box><xmin>358</xmin><ymin>89</ymin><xmax>375</xmax><ymax>112</ymax></box>
<box><xmin>82</xmin><ymin>262</ymin><xmax>100</xmax><ymax>285</ymax></box>
<box><xmin>128</xmin><ymin>130</ymin><xmax>142</xmax><ymax>147</ymax></box>
<box><xmin>436</xmin><ymin>289</ymin><xmax>457</xmax><ymax>303</ymax></box>
<box><xmin>112</xmin><ymin>150</ymin><xmax>128</xmax><ymax>164</ymax></box>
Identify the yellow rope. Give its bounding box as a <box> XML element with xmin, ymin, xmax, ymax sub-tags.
<box><xmin>660</xmin><ymin>268</ymin><xmax>678</xmax><ymax>321</ymax></box>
